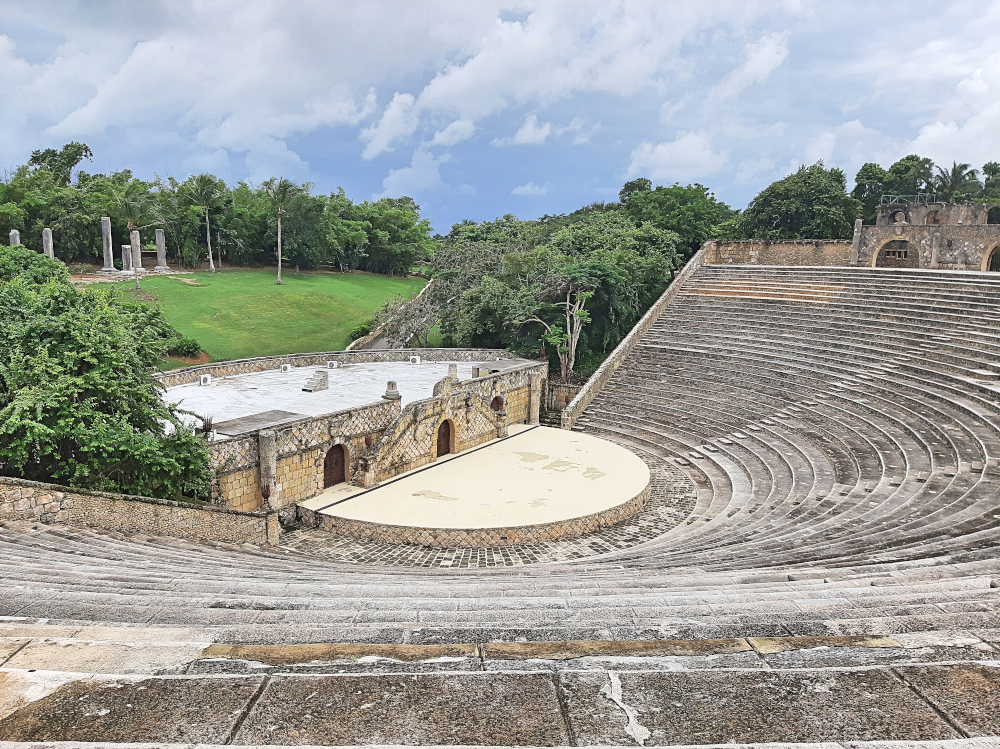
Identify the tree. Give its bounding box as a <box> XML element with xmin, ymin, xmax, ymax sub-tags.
<box><xmin>180</xmin><ymin>174</ymin><xmax>228</xmax><ymax>272</ymax></box>
<box><xmin>28</xmin><ymin>142</ymin><xmax>93</xmax><ymax>186</ymax></box>
<box><xmin>984</xmin><ymin>162</ymin><xmax>1000</xmax><ymax>200</ymax></box>
<box><xmin>883</xmin><ymin>155</ymin><xmax>935</xmax><ymax>197</ymax></box>
<box><xmin>0</xmin><ymin>246</ymin><xmax>211</xmax><ymax>498</ymax></box>
<box><xmin>933</xmin><ymin>161</ymin><xmax>981</xmax><ymax>202</ymax></box>
<box><xmin>618</xmin><ymin>178</ymin><xmax>652</xmax><ymax>204</ymax></box>
<box><xmin>852</xmin><ymin>162</ymin><xmax>888</xmax><ymax>223</ymax></box>
<box><xmin>623</xmin><ymin>182</ymin><xmax>735</xmax><ymax>258</ymax></box>
<box><xmin>262</xmin><ymin>177</ymin><xmax>307</xmax><ymax>285</ymax></box>
<box><xmin>740</xmin><ymin>162</ymin><xmax>860</xmax><ymax>240</ymax></box>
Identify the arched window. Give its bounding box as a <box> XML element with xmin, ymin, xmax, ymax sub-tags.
<box><xmin>989</xmin><ymin>247</ymin><xmax>1000</xmax><ymax>273</ymax></box>
<box><xmin>924</xmin><ymin>210</ymin><xmax>944</xmax><ymax>225</ymax></box>
<box><xmin>323</xmin><ymin>444</ymin><xmax>347</xmax><ymax>487</ymax></box>
<box><xmin>490</xmin><ymin>395</ymin><xmax>505</xmax><ymax>411</ymax></box>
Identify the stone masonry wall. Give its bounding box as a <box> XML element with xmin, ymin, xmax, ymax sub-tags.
<box><xmin>706</xmin><ymin>240</ymin><xmax>853</xmax><ymax>266</ymax></box>
<box><xmin>858</xmin><ymin>224</ymin><xmax>1000</xmax><ymax>270</ymax></box>
<box><xmin>362</xmin><ymin>361</ymin><xmax>546</xmax><ymax>484</ymax></box>
<box><xmin>157</xmin><ymin>348</ymin><xmax>511</xmax><ymax>388</ymax></box>
<box><xmin>209</xmin><ymin>358</ymin><xmax>544</xmax><ymax>509</ymax></box>
<box><xmin>0</xmin><ymin>477</ymin><xmax>278</xmax><ymax>546</ymax></box>
<box><xmin>561</xmin><ymin>246</ymin><xmax>707</xmax><ymax>429</ymax></box>
<box><xmin>211</xmin><ymin>399</ymin><xmax>400</xmax><ymax>511</ymax></box>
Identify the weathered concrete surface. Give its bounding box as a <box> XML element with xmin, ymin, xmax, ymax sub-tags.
<box><xmin>483</xmin><ymin>638</ymin><xmax>752</xmax><ymax>660</ymax></box>
<box><xmin>3</xmin><ymin>639</ymin><xmax>207</xmax><ymax>674</ymax></box>
<box><xmin>900</xmin><ymin>664</ymin><xmax>1000</xmax><ymax>737</ymax></box>
<box><xmin>559</xmin><ymin>669</ymin><xmax>959</xmax><ymax>745</ymax></box>
<box><xmin>0</xmin><ymin>674</ymin><xmax>263</xmax><ymax>742</ymax></box>
<box><xmin>233</xmin><ymin>672</ymin><xmax>570</xmax><ymax>746</ymax></box>
<box><xmin>202</xmin><ymin>641</ymin><xmax>477</xmax><ymax>665</ymax></box>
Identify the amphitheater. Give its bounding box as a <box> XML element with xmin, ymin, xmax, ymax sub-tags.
<box><xmin>3</xmin><ymin>207</ymin><xmax>1000</xmax><ymax>746</ymax></box>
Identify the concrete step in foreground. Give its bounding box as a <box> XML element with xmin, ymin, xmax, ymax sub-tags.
<box><xmin>1</xmin><ymin>630</ymin><xmax>999</xmax><ymax>745</ymax></box>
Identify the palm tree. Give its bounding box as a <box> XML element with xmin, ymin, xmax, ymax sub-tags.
<box><xmin>262</xmin><ymin>177</ymin><xmax>305</xmax><ymax>285</ymax></box>
<box><xmin>111</xmin><ymin>181</ymin><xmax>161</xmax><ymax>291</ymax></box>
<box><xmin>182</xmin><ymin>174</ymin><xmax>226</xmax><ymax>272</ymax></box>
<box><xmin>934</xmin><ymin>161</ymin><xmax>981</xmax><ymax>202</ymax></box>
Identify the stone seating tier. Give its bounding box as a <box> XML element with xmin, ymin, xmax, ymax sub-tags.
<box><xmin>3</xmin><ymin>264</ymin><xmax>1000</xmax><ymax>745</ymax></box>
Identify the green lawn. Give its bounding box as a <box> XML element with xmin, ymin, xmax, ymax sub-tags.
<box><xmin>116</xmin><ymin>269</ymin><xmax>425</xmax><ymax>363</ymax></box>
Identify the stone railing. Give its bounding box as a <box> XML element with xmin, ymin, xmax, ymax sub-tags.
<box><xmin>156</xmin><ymin>348</ymin><xmax>511</xmax><ymax>388</ymax></box>
<box><xmin>560</xmin><ymin>246</ymin><xmax>708</xmax><ymax>429</ymax></box>
<box><xmin>0</xmin><ymin>476</ymin><xmax>279</xmax><ymax>546</ymax></box>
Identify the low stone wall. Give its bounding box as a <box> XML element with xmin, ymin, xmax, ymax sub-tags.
<box><xmin>156</xmin><ymin>348</ymin><xmax>511</xmax><ymax>388</ymax></box>
<box><xmin>547</xmin><ymin>382</ymin><xmax>582</xmax><ymax>412</ymax></box>
<box><xmin>0</xmin><ymin>477</ymin><xmax>278</xmax><ymax>546</ymax></box>
<box><xmin>706</xmin><ymin>239</ymin><xmax>853</xmax><ymax>266</ymax></box>
<box><xmin>561</xmin><ymin>247</ymin><xmax>707</xmax><ymax>429</ymax></box>
<box><xmin>298</xmin><ymin>481</ymin><xmax>650</xmax><ymax>548</ymax></box>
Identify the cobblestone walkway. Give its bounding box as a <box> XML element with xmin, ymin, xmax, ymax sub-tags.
<box><xmin>277</xmin><ymin>448</ymin><xmax>697</xmax><ymax>568</ymax></box>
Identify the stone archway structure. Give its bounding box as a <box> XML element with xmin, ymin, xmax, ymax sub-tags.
<box><xmin>983</xmin><ymin>245</ymin><xmax>1000</xmax><ymax>273</ymax></box>
<box><xmin>872</xmin><ymin>239</ymin><xmax>919</xmax><ymax>269</ymax></box>
<box><xmin>323</xmin><ymin>443</ymin><xmax>349</xmax><ymax>487</ymax></box>
<box><xmin>435</xmin><ymin>419</ymin><xmax>454</xmax><ymax>459</ymax></box>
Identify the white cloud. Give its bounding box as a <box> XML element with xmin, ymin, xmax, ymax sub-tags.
<box><xmin>493</xmin><ymin>114</ymin><xmax>552</xmax><ymax>146</ymax></box>
<box><xmin>360</xmin><ymin>93</ymin><xmax>418</xmax><ymax>159</ymax></box>
<box><xmin>378</xmin><ymin>149</ymin><xmax>448</xmax><ymax>198</ymax></box>
<box><xmin>627</xmin><ymin>132</ymin><xmax>728</xmax><ymax>181</ymax></box>
<box><xmin>511</xmin><ymin>181</ymin><xmax>548</xmax><ymax>195</ymax></box>
<box><xmin>707</xmin><ymin>31</ymin><xmax>789</xmax><ymax>103</ymax></box>
<box><xmin>430</xmin><ymin>118</ymin><xmax>476</xmax><ymax>146</ymax></box>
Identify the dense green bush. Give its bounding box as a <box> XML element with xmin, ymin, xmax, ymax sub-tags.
<box><xmin>349</xmin><ymin>322</ymin><xmax>372</xmax><ymax>340</ymax></box>
<box><xmin>167</xmin><ymin>336</ymin><xmax>202</xmax><ymax>358</ymax></box>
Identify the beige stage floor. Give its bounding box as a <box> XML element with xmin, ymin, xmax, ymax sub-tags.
<box><xmin>301</xmin><ymin>425</ymin><xmax>649</xmax><ymax>529</ymax></box>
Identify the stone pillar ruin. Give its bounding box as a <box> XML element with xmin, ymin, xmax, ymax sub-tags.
<box><xmin>448</xmin><ymin>364</ymin><xmax>459</xmax><ymax>379</ymax></box>
<box><xmin>496</xmin><ymin>409</ymin><xmax>509</xmax><ymax>439</ymax></box>
<box><xmin>121</xmin><ymin>245</ymin><xmax>133</xmax><ymax>272</ymax></box>
<box><xmin>259</xmin><ymin>429</ymin><xmax>279</xmax><ymax>510</ymax></box>
<box><xmin>957</xmin><ymin>251</ymin><xmax>966</xmax><ymax>272</ymax></box>
<box><xmin>154</xmin><ymin>228</ymin><xmax>170</xmax><ymax>270</ymax></box>
<box><xmin>100</xmin><ymin>217</ymin><xmax>115</xmax><ymax>272</ymax></box>
<box><xmin>529</xmin><ymin>373</ymin><xmax>542</xmax><ymax>425</ymax></box>
<box><xmin>130</xmin><ymin>230</ymin><xmax>143</xmax><ymax>270</ymax></box>
<box><xmin>382</xmin><ymin>381</ymin><xmax>401</xmax><ymax>401</ymax></box>
<box><xmin>42</xmin><ymin>228</ymin><xmax>54</xmax><ymax>259</ymax></box>
<box><xmin>9</xmin><ymin>229</ymin><xmax>20</xmax><ymax>246</ymax></box>
<box><xmin>849</xmin><ymin>219</ymin><xmax>862</xmax><ymax>266</ymax></box>
<box><xmin>930</xmin><ymin>232</ymin><xmax>942</xmax><ymax>269</ymax></box>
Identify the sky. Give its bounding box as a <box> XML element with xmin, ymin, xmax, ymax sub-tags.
<box><xmin>2</xmin><ymin>0</ymin><xmax>999</xmax><ymax>233</ymax></box>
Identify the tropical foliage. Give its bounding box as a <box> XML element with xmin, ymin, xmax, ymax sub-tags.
<box><xmin>0</xmin><ymin>245</ymin><xmax>211</xmax><ymax>499</ymax></box>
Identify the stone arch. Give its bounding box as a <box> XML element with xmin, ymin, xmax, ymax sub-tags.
<box><xmin>873</xmin><ymin>239</ymin><xmax>919</xmax><ymax>268</ymax></box>
<box><xmin>434</xmin><ymin>418</ymin><xmax>455</xmax><ymax>459</ymax></box>
<box><xmin>323</xmin><ymin>443</ymin><xmax>349</xmax><ymax>487</ymax></box>
<box><xmin>983</xmin><ymin>245</ymin><xmax>1000</xmax><ymax>273</ymax></box>
<box><xmin>490</xmin><ymin>395</ymin><xmax>505</xmax><ymax>411</ymax></box>
<box><xmin>924</xmin><ymin>209</ymin><xmax>944</xmax><ymax>225</ymax></box>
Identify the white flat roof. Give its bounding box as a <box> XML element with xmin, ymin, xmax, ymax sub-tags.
<box><xmin>164</xmin><ymin>360</ymin><xmax>498</xmax><ymax>430</ymax></box>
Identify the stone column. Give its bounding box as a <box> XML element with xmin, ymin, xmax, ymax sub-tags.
<box><xmin>100</xmin><ymin>217</ymin><xmax>115</xmax><ymax>272</ymax></box>
<box><xmin>529</xmin><ymin>373</ymin><xmax>542</xmax><ymax>425</ymax></box>
<box><xmin>42</xmin><ymin>228</ymin><xmax>54</xmax><ymax>259</ymax></box>
<box><xmin>154</xmin><ymin>228</ymin><xmax>170</xmax><ymax>270</ymax></box>
<box><xmin>259</xmin><ymin>429</ymin><xmax>279</xmax><ymax>510</ymax></box>
<box><xmin>9</xmin><ymin>229</ymin><xmax>20</xmax><ymax>246</ymax></box>
<box><xmin>930</xmin><ymin>232</ymin><xmax>941</xmax><ymax>269</ymax></box>
<box><xmin>121</xmin><ymin>245</ymin><xmax>133</xmax><ymax>272</ymax></box>
<box><xmin>849</xmin><ymin>219</ymin><xmax>862</xmax><ymax>266</ymax></box>
<box><xmin>496</xmin><ymin>409</ymin><xmax>509</xmax><ymax>439</ymax></box>
<box><xmin>130</xmin><ymin>230</ymin><xmax>143</xmax><ymax>270</ymax></box>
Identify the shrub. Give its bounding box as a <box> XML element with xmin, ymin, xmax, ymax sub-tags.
<box><xmin>349</xmin><ymin>322</ymin><xmax>371</xmax><ymax>341</ymax></box>
<box><xmin>168</xmin><ymin>336</ymin><xmax>202</xmax><ymax>358</ymax></box>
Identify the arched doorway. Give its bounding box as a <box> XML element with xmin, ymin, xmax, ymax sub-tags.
<box><xmin>323</xmin><ymin>444</ymin><xmax>347</xmax><ymax>487</ymax></box>
<box><xmin>874</xmin><ymin>240</ymin><xmax>919</xmax><ymax>268</ymax></box>
<box><xmin>436</xmin><ymin>420</ymin><xmax>452</xmax><ymax>458</ymax></box>
<box><xmin>986</xmin><ymin>246</ymin><xmax>1000</xmax><ymax>273</ymax></box>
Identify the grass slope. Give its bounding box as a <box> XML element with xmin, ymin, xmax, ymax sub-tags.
<box><xmin>118</xmin><ymin>269</ymin><xmax>424</xmax><ymax>363</ymax></box>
